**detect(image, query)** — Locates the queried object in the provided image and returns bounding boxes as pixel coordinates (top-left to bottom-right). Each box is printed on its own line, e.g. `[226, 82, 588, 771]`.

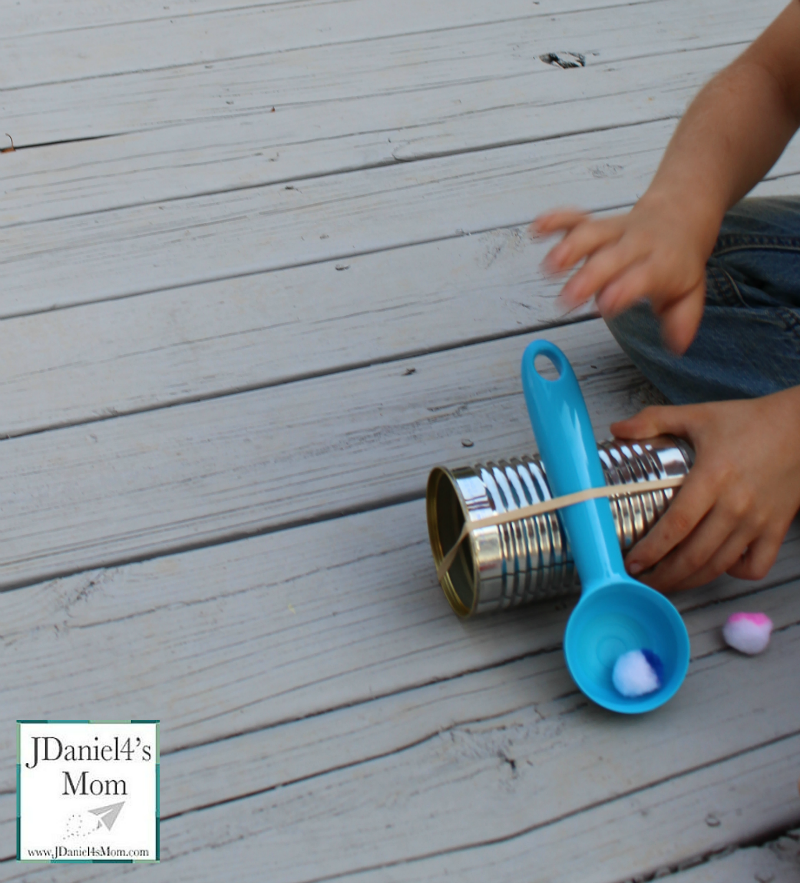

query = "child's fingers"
[665, 522, 752, 592]
[594, 258, 657, 316]
[610, 410, 667, 440]
[726, 529, 784, 581]
[656, 285, 706, 355]
[541, 216, 626, 274]
[559, 239, 643, 307]
[623, 467, 715, 575]
[529, 209, 589, 236]
[611, 403, 696, 440]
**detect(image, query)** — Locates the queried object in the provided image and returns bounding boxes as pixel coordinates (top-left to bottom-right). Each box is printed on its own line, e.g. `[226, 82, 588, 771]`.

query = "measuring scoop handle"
[521, 340, 626, 593]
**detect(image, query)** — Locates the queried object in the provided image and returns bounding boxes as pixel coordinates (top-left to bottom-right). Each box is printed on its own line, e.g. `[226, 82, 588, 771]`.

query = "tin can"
[426, 435, 693, 617]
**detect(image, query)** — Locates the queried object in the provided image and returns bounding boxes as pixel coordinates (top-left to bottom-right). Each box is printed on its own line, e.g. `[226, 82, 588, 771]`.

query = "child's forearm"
[643, 63, 798, 238]
[642, 4, 800, 244]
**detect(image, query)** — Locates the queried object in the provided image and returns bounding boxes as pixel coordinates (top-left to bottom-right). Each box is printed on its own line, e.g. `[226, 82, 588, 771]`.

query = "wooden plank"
[0, 320, 677, 587]
[25, 0, 767, 40]
[282, 741, 800, 883]
[5, 120, 800, 319]
[0, 144, 797, 439]
[3, 165, 800, 442]
[0, 120, 668, 315]
[0, 487, 798, 805]
[0, 497, 798, 866]
[0, 0, 661, 89]
[1, 0, 779, 148]
[93, 570, 800, 818]
[0, 43, 747, 224]
[3, 692, 799, 877]
[1, 317, 800, 587]
[0, 224, 577, 435]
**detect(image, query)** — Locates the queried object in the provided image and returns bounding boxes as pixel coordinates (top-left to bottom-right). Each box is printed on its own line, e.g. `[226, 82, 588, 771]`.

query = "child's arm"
[532, 2, 800, 589]
[533, 0, 800, 354]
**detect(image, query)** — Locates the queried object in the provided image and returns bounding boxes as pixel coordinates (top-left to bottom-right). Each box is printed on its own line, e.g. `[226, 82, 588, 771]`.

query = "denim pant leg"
[605, 196, 800, 405]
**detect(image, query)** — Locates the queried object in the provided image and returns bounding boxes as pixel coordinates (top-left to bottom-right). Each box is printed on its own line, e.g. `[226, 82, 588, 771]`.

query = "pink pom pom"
[722, 612, 773, 655]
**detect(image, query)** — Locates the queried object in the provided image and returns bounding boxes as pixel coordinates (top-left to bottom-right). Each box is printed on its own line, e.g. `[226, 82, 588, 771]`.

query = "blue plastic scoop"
[521, 339, 690, 713]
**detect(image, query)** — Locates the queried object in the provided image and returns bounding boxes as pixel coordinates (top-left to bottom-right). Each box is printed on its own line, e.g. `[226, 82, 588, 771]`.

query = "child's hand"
[611, 388, 800, 591]
[531, 193, 718, 354]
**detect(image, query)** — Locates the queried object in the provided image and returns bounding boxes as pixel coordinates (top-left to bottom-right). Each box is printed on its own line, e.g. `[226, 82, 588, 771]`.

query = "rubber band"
[435, 474, 686, 583]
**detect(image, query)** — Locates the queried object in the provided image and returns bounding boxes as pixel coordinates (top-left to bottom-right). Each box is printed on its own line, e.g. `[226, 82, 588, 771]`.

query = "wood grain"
[0, 224, 576, 435]
[0, 162, 796, 442]
[0, 107, 796, 440]
[0, 42, 760, 226]
[7, 0, 341, 37]
[293, 739, 800, 883]
[0, 119, 675, 315]
[1, 0, 663, 88]
[2, 0, 779, 148]
[159, 571, 800, 821]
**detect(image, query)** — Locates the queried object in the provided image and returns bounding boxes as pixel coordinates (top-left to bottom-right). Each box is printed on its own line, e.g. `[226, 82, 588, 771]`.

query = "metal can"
[426, 435, 693, 617]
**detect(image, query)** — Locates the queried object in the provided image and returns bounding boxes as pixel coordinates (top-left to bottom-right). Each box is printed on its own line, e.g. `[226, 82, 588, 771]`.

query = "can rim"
[425, 466, 477, 617]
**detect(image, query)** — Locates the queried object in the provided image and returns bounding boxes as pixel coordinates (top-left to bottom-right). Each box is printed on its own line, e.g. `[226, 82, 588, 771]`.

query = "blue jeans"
[606, 196, 800, 404]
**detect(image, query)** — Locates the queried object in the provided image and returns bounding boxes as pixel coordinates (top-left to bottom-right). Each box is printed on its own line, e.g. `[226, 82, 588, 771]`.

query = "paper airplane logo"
[89, 802, 124, 831]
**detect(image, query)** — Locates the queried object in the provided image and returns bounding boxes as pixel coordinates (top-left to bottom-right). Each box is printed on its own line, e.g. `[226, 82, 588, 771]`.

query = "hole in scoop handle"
[521, 340, 626, 593]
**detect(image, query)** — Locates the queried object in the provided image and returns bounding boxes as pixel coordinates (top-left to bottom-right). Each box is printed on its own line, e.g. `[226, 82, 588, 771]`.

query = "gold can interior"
[426, 467, 477, 617]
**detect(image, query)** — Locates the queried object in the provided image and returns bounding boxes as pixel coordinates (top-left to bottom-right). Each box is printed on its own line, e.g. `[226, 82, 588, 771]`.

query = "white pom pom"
[722, 612, 772, 655]
[612, 649, 662, 698]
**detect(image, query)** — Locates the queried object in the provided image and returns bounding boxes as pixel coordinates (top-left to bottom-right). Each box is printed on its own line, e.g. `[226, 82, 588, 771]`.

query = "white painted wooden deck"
[1, 0, 800, 879]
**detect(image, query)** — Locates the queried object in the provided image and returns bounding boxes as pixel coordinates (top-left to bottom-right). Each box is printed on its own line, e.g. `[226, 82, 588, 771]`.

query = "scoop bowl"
[564, 579, 689, 713]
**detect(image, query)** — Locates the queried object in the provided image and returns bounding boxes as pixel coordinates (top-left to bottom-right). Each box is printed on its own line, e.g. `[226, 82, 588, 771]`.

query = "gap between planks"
[7, 0, 677, 39]
[0, 171, 797, 439]
[102, 574, 800, 821]
[7, 0, 348, 38]
[0, 221, 588, 436]
[659, 829, 800, 882]
[0, 120, 690, 319]
[0, 173, 795, 440]
[1, 1, 792, 876]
